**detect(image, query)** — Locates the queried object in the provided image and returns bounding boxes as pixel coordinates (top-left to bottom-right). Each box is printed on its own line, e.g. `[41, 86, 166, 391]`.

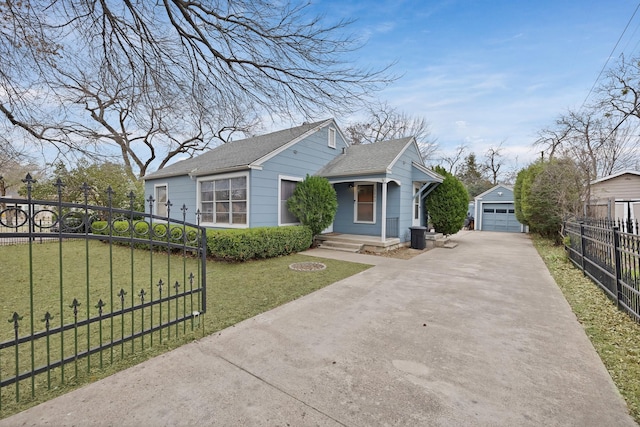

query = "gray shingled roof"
[317, 137, 415, 177]
[145, 119, 332, 179]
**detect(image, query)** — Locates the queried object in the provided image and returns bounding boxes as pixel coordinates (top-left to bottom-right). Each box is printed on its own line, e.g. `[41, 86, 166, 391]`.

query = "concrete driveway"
[0, 231, 635, 426]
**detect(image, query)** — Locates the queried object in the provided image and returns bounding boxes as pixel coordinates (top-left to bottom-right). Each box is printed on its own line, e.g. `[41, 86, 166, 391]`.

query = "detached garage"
[474, 184, 525, 233]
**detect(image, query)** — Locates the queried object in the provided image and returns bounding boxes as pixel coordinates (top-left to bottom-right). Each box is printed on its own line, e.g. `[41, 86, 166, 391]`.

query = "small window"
[155, 185, 168, 217]
[483, 208, 494, 213]
[496, 209, 507, 214]
[508, 209, 515, 214]
[328, 127, 336, 148]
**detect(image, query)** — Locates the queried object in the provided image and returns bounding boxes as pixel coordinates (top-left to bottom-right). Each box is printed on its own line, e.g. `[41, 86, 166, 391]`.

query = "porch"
[315, 233, 404, 253]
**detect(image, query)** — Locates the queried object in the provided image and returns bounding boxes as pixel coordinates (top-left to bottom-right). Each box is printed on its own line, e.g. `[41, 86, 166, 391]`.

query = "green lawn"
[0, 240, 371, 417]
[533, 236, 640, 423]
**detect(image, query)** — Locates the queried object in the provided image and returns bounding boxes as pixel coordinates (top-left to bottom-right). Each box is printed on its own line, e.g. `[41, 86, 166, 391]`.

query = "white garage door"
[481, 203, 521, 232]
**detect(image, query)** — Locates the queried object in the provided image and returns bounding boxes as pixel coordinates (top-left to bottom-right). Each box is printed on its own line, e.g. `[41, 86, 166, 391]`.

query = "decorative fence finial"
[147, 195, 155, 215]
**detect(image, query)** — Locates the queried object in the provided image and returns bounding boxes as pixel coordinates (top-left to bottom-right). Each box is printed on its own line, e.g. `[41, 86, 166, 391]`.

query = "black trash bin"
[409, 226, 427, 250]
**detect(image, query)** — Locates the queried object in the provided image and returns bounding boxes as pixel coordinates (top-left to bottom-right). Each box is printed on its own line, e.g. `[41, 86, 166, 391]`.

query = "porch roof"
[317, 137, 444, 183]
[317, 137, 413, 178]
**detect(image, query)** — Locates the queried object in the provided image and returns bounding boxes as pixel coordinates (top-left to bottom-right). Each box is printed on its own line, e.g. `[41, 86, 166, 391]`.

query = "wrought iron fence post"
[612, 227, 623, 310]
[54, 178, 65, 383]
[147, 195, 155, 347]
[21, 174, 37, 396]
[165, 199, 172, 339]
[106, 186, 115, 364]
[198, 210, 207, 315]
[579, 221, 586, 276]
[128, 191, 136, 353]
[81, 182, 91, 372]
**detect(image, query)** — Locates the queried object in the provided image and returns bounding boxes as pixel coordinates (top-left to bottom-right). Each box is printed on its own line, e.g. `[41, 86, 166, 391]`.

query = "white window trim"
[196, 172, 250, 229]
[278, 175, 303, 226]
[154, 183, 168, 217]
[328, 127, 336, 149]
[354, 182, 376, 224]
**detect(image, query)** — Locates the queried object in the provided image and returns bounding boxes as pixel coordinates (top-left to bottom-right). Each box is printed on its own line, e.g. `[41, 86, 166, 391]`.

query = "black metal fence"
[563, 220, 640, 322]
[0, 174, 207, 411]
[577, 216, 639, 235]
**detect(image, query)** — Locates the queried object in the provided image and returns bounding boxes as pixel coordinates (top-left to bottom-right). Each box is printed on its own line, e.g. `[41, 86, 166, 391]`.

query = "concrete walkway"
[1, 232, 635, 426]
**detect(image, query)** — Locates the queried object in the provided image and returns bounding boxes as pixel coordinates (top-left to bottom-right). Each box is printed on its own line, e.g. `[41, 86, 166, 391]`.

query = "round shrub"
[286, 175, 337, 237]
[425, 166, 469, 235]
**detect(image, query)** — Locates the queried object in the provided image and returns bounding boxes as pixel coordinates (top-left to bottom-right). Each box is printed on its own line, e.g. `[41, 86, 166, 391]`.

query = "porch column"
[381, 180, 387, 242]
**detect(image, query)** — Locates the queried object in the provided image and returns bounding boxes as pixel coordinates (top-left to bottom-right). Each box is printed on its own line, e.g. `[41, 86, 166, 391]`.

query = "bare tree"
[598, 55, 640, 121]
[0, 139, 35, 197]
[0, 147, 41, 226]
[345, 102, 438, 161]
[484, 142, 505, 185]
[48, 69, 262, 178]
[439, 145, 467, 175]
[534, 124, 572, 161]
[501, 155, 521, 186]
[535, 106, 639, 181]
[0, 1, 393, 177]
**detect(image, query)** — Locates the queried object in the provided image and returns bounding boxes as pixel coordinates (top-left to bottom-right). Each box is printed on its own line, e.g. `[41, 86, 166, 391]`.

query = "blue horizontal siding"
[144, 176, 197, 223]
[480, 185, 514, 202]
[251, 125, 348, 227]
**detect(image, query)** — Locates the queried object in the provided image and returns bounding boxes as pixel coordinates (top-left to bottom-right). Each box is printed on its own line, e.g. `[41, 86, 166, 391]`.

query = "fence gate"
[0, 174, 207, 413]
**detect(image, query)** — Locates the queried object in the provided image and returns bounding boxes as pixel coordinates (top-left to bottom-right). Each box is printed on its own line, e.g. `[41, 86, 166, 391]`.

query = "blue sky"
[308, 0, 640, 171]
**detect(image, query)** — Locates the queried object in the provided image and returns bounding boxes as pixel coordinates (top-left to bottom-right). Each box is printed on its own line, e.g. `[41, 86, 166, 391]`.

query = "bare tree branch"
[0, 0, 394, 176]
[440, 145, 467, 175]
[485, 141, 505, 185]
[345, 101, 438, 161]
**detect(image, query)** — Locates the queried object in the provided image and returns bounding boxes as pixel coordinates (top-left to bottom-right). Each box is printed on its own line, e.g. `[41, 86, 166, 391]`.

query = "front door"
[413, 183, 421, 226]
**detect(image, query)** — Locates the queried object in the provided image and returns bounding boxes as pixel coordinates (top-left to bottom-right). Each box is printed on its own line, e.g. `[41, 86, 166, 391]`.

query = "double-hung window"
[155, 184, 168, 217]
[200, 175, 247, 226]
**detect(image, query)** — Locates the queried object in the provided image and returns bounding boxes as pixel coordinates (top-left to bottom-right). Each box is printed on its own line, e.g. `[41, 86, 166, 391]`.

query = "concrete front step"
[315, 234, 401, 253]
[432, 236, 458, 249]
[318, 241, 363, 253]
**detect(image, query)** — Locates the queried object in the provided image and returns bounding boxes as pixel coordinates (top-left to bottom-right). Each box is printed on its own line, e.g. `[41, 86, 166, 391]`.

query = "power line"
[600, 101, 640, 145]
[579, 2, 640, 111]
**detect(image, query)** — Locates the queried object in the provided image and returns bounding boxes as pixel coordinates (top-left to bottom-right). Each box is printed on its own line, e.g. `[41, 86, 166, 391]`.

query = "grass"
[0, 240, 371, 418]
[532, 235, 640, 423]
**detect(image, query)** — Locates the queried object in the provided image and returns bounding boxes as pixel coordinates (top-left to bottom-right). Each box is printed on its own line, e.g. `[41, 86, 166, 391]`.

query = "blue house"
[144, 119, 443, 248]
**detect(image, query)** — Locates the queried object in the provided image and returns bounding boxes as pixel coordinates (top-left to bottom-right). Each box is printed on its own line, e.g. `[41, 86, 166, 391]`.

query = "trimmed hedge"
[91, 221, 313, 262]
[206, 226, 313, 262]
